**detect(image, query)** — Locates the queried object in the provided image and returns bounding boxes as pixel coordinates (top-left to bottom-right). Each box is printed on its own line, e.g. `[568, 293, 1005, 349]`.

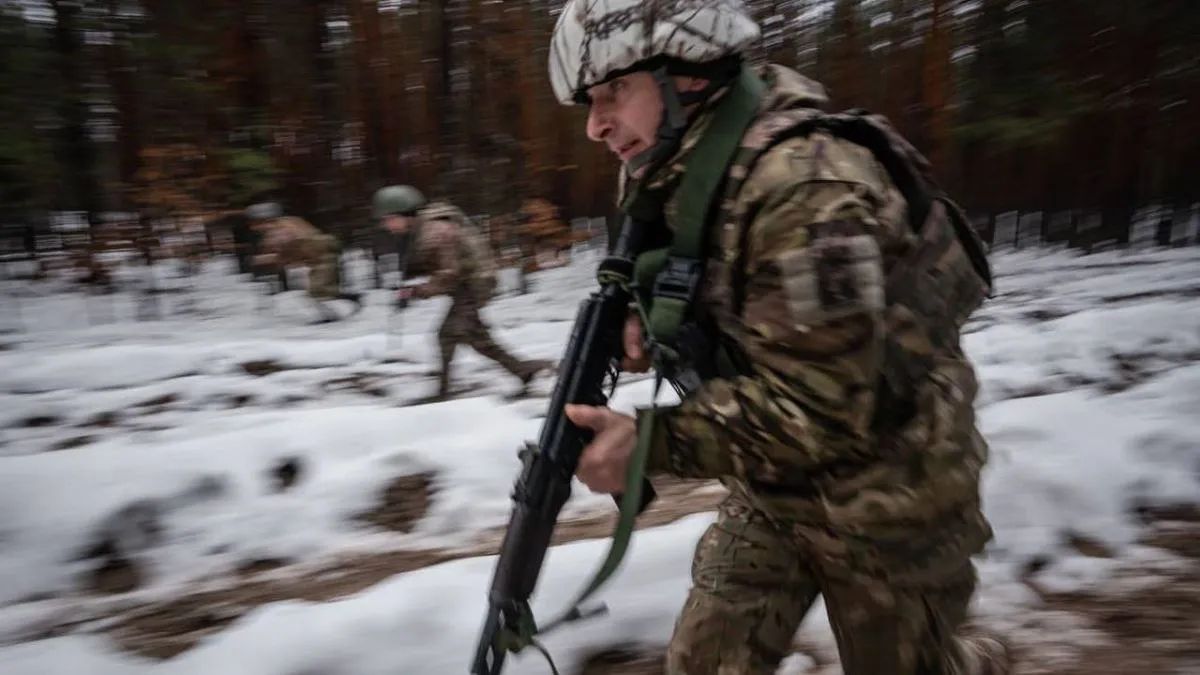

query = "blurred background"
[1, 4, 1199, 673]
[1, 0, 1197, 285]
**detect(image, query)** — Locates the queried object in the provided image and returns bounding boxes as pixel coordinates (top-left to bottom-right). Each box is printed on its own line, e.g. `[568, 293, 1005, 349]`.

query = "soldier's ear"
[674, 76, 710, 94]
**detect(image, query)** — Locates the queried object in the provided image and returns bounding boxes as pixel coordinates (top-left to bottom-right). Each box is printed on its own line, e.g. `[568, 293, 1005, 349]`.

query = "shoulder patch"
[777, 220, 885, 326]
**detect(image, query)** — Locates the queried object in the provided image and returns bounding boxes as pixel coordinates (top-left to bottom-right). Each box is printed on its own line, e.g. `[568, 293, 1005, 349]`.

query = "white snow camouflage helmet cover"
[549, 0, 761, 105]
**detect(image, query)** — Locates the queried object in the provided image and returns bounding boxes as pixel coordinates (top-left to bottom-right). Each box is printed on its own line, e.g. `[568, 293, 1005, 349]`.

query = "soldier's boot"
[435, 341, 456, 400]
[467, 338, 538, 389]
[519, 359, 558, 387]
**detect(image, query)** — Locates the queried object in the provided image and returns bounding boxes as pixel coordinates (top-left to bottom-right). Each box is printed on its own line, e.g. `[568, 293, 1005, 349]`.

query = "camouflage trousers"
[436, 291, 532, 395]
[666, 498, 1007, 675]
[303, 234, 340, 301]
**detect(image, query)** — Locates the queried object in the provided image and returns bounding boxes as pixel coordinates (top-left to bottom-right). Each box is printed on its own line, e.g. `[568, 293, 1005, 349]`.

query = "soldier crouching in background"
[244, 202, 362, 323]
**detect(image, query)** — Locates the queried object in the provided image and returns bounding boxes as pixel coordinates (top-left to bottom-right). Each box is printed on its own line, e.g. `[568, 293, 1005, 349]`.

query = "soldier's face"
[585, 72, 708, 178]
[382, 215, 412, 234]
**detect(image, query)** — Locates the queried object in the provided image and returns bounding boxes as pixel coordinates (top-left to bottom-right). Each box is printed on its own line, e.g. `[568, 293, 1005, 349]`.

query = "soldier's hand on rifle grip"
[620, 312, 652, 373]
[564, 404, 637, 495]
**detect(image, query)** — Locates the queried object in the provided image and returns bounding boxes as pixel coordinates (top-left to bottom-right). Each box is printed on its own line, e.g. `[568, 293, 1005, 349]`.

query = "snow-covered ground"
[0, 245, 1197, 674]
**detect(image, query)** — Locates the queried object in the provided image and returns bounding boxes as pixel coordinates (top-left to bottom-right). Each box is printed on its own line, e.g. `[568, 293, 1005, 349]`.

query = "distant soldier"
[372, 185, 554, 399]
[245, 202, 362, 323]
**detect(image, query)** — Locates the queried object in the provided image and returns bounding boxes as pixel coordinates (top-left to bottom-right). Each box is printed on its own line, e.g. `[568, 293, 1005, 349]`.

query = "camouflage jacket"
[257, 216, 334, 267]
[634, 65, 993, 580]
[408, 201, 498, 300]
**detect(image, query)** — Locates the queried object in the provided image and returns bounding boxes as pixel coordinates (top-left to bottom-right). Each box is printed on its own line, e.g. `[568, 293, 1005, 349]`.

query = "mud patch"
[1131, 501, 1200, 528]
[135, 393, 179, 409]
[1023, 308, 1072, 322]
[81, 411, 121, 428]
[578, 646, 664, 674]
[107, 547, 462, 659]
[1102, 351, 1157, 394]
[236, 557, 291, 577]
[18, 414, 60, 428]
[49, 435, 96, 451]
[240, 359, 287, 377]
[275, 394, 314, 407]
[221, 392, 256, 408]
[79, 477, 725, 660]
[355, 472, 436, 533]
[110, 599, 247, 659]
[86, 556, 144, 595]
[1101, 285, 1200, 305]
[322, 373, 390, 398]
[1063, 531, 1116, 559]
[1018, 514, 1200, 675]
[267, 455, 304, 492]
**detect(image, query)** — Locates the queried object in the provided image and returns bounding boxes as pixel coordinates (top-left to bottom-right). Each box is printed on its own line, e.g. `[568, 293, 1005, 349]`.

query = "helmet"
[548, 0, 761, 106]
[245, 202, 283, 221]
[372, 185, 426, 219]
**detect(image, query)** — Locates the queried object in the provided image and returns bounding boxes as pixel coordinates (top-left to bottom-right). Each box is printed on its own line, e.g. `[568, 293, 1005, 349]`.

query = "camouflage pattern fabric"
[625, 64, 1004, 672]
[407, 201, 544, 396]
[302, 234, 340, 300]
[666, 495, 1007, 675]
[435, 290, 533, 397]
[257, 216, 341, 300]
[409, 202, 498, 302]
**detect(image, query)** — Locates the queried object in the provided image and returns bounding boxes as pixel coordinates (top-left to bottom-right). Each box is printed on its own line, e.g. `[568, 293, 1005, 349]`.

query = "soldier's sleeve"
[640, 134, 897, 485]
[415, 219, 461, 297]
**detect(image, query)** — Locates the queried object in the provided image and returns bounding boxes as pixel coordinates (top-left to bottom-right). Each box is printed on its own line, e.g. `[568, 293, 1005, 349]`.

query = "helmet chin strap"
[624, 67, 693, 177]
[624, 65, 731, 178]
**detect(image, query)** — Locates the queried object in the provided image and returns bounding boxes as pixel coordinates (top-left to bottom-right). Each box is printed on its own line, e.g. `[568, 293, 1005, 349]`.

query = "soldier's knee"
[666, 590, 789, 675]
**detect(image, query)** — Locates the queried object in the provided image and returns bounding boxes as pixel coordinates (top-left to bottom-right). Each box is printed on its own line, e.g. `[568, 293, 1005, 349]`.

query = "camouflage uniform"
[256, 216, 342, 301]
[628, 65, 1003, 674]
[407, 202, 551, 397]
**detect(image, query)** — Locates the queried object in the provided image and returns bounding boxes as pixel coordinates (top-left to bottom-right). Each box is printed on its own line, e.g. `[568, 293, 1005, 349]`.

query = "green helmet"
[372, 185, 426, 219]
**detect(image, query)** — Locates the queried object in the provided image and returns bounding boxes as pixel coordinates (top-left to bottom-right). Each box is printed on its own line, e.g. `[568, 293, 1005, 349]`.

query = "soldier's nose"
[586, 107, 614, 143]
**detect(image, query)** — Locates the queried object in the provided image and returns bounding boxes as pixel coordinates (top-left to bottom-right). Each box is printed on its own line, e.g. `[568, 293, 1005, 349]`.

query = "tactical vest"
[630, 67, 993, 430]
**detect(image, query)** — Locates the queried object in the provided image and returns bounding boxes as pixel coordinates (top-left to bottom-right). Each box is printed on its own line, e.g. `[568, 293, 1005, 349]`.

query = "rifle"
[385, 233, 414, 352]
[470, 215, 657, 675]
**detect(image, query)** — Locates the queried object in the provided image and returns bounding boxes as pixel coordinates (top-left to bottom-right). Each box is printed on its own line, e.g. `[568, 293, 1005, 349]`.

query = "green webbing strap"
[492, 601, 561, 675]
[493, 267, 660, 674]
[496, 376, 661, 674]
[537, 373, 661, 632]
[646, 66, 766, 347]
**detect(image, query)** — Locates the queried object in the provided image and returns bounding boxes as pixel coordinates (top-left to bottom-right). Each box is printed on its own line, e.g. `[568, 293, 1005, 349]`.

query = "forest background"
[1, 0, 1197, 260]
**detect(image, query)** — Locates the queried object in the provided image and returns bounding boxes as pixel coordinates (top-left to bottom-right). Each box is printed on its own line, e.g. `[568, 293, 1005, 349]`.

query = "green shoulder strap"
[645, 66, 766, 348]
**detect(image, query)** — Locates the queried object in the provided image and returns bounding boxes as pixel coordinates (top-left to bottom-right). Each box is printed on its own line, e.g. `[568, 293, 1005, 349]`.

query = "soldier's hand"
[565, 404, 636, 494]
[621, 312, 651, 373]
[394, 287, 412, 310]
